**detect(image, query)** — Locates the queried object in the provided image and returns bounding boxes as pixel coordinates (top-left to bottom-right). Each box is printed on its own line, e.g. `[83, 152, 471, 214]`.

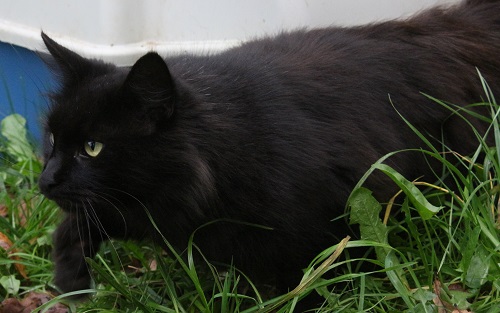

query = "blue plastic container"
[0, 41, 54, 142]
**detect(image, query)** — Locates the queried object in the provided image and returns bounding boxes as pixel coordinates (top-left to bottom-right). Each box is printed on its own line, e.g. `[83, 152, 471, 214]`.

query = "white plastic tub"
[0, 0, 458, 66]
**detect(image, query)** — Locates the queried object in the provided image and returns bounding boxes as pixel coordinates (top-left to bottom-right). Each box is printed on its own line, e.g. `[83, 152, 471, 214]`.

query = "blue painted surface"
[0, 41, 55, 143]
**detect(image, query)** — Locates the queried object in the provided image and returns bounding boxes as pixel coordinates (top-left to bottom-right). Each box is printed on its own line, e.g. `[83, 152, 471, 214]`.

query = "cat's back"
[163, 0, 500, 204]
[173, 0, 500, 108]
[165, 0, 499, 147]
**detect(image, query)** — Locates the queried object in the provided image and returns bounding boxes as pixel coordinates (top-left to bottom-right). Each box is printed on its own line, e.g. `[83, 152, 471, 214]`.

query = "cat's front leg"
[53, 213, 102, 295]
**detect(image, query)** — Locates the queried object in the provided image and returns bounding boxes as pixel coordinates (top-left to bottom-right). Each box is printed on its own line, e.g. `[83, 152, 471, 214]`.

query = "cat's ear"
[122, 52, 175, 120]
[41, 31, 91, 84]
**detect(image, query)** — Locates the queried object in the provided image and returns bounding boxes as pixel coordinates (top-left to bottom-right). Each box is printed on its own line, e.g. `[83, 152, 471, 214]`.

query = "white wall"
[0, 0, 460, 65]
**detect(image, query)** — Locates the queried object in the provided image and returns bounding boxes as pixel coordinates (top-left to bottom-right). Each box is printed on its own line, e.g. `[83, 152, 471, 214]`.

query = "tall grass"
[0, 83, 499, 312]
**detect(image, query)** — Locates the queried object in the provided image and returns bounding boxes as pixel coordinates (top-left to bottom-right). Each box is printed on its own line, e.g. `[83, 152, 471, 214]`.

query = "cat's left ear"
[123, 52, 176, 121]
[41, 32, 92, 84]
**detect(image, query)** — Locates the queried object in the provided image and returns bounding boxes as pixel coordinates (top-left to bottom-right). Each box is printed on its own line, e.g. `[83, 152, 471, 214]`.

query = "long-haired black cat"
[39, 0, 500, 302]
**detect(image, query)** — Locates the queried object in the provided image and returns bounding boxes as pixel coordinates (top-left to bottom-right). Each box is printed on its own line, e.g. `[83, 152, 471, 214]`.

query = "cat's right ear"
[41, 32, 91, 84]
[122, 52, 176, 122]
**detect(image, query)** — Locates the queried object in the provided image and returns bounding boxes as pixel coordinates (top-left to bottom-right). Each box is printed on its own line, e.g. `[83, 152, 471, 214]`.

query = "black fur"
[39, 0, 500, 297]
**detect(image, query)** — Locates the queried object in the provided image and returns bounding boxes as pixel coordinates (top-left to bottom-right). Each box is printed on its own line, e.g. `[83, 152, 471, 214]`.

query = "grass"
[1, 87, 499, 312]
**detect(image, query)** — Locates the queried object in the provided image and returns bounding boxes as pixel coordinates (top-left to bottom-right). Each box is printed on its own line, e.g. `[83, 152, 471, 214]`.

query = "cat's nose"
[38, 157, 62, 195]
[39, 171, 57, 195]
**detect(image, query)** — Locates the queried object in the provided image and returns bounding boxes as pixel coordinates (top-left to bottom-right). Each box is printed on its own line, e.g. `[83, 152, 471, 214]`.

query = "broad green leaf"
[0, 275, 20, 295]
[408, 302, 436, 313]
[0, 114, 35, 162]
[349, 187, 389, 262]
[411, 288, 436, 303]
[447, 289, 473, 310]
[459, 226, 481, 275]
[465, 245, 490, 289]
[373, 163, 442, 220]
[349, 187, 383, 224]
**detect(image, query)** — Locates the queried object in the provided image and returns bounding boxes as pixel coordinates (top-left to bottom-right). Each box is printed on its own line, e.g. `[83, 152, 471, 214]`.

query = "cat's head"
[38, 32, 184, 212]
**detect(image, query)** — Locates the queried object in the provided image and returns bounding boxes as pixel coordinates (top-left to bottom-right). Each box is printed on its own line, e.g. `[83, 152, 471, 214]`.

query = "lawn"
[0, 85, 499, 312]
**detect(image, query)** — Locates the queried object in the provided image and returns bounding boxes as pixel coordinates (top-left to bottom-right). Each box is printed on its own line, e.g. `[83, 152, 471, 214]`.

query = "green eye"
[84, 140, 104, 157]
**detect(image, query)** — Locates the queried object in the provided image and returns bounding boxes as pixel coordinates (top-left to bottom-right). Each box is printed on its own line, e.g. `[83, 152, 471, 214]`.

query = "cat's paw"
[53, 240, 93, 297]
[54, 265, 92, 298]
[52, 214, 100, 297]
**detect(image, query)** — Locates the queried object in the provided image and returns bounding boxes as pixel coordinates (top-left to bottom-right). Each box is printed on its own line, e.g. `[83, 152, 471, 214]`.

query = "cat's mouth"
[43, 196, 84, 211]
[54, 198, 83, 211]
[41, 189, 95, 212]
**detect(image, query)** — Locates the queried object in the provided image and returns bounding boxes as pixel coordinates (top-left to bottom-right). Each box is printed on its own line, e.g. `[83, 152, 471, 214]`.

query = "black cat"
[39, 0, 500, 299]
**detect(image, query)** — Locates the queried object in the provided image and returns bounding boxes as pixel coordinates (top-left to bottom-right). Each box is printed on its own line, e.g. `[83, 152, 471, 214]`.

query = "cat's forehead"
[47, 73, 127, 140]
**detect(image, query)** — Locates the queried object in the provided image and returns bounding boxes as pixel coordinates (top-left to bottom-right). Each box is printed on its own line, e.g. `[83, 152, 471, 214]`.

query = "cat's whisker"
[75, 203, 96, 286]
[105, 187, 152, 216]
[91, 191, 128, 235]
[84, 198, 129, 277]
[84, 196, 116, 241]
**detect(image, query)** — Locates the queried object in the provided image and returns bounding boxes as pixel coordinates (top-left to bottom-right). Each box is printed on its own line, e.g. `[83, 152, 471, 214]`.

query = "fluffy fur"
[39, 0, 500, 296]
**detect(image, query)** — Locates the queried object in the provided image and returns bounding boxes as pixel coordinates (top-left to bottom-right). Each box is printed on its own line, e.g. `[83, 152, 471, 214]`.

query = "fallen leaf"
[433, 278, 447, 313]
[0, 292, 68, 313]
[0, 232, 28, 280]
[17, 201, 29, 228]
[433, 278, 474, 313]
[0, 232, 12, 251]
[0, 297, 24, 313]
[149, 259, 157, 271]
[0, 205, 7, 218]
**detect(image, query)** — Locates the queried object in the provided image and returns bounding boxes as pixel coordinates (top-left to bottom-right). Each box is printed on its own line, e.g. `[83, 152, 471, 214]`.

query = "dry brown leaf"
[149, 259, 158, 271]
[0, 205, 7, 218]
[433, 278, 474, 313]
[433, 278, 447, 313]
[0, 232, 13, 253]
[0, 232, 28, 280]
[13, 260, 28, 280]
[1, 200, 30, 226]
[0, 292, 68, 313]
[17, 201, 29, 228]
[0, 297, 24, 313]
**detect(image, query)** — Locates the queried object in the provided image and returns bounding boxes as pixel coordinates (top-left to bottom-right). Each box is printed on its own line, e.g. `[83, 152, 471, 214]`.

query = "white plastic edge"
[0, 19, 240, 66]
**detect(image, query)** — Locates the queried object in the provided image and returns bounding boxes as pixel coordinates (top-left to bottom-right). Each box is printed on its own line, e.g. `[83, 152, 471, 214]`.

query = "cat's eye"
[49, 133, 55, 146]
[83, 140, 104, 157]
